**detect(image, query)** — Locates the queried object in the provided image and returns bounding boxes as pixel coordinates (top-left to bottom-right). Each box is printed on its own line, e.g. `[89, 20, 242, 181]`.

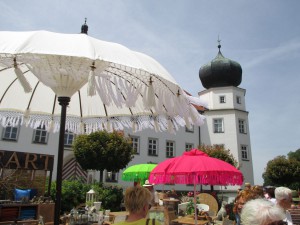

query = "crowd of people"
[227, 183, 296, 225]
[113, 180, 297, 225]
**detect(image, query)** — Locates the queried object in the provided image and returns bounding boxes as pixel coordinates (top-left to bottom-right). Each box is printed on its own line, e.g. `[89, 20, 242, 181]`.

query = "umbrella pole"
[194, 178, 197, 225]
[54, 97, 70, 225]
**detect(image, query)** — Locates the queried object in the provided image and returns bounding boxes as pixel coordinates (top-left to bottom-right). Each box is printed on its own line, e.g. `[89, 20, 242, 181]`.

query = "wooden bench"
[289, 208, 300, 225]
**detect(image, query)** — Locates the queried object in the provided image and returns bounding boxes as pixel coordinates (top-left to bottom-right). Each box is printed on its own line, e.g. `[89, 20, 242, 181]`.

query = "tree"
[73, 131, 134, 182]
[263, 152, 300, 190]
[198, 144, 238, 167]
[288, 148, 300, 161]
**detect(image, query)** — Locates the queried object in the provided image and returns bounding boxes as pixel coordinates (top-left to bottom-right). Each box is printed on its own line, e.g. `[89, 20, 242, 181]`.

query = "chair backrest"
[196, 193, 219, 215]
[178, 202, 189, 215]
[197, 203, 209, 212]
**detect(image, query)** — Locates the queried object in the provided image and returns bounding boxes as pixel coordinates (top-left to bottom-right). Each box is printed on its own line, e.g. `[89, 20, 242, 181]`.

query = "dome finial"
[217, 35, 221, 52]
[81, 18, 88, 35]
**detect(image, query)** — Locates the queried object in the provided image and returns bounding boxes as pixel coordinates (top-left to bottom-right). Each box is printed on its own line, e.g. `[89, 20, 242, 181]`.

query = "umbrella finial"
[81, 18, 88, 34]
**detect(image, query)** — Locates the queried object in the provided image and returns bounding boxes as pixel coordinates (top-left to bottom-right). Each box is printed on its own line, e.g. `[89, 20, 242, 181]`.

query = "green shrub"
[48, 179, 124, 214]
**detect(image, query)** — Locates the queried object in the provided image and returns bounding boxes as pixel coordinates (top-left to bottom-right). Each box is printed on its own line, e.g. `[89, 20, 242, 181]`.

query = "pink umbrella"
[149, 149, 243, 185]
[149, 149, 243, 225]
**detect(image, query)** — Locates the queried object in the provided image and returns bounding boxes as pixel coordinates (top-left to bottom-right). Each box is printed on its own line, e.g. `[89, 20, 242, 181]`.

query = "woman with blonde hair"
[114, 186, 161, 225]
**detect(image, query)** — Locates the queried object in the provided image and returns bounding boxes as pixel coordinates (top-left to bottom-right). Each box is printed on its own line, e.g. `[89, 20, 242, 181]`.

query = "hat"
[143, 180, 153, 187]
[292, 190, 300, 203]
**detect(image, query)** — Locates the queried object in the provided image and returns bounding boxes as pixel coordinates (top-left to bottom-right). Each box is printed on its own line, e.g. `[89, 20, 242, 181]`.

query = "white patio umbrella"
[0, 30, 207, 225]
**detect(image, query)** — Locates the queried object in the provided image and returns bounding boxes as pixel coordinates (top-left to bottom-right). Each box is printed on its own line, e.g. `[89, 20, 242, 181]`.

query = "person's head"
[241, 198, 286, 225]
[275, 187, 292, 210]
[265, 186, 275, 198]
[251, 185, 264, 198]
[245, 182, 251, 190]
[234, 189, 255, 214]
[124, 186, 152, 217]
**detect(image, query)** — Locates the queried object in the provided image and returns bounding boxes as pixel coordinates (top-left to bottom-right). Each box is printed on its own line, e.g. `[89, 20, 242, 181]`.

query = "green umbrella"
[122, 163, 157, 184]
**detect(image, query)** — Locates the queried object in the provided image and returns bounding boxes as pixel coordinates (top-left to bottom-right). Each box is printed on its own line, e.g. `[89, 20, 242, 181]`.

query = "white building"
[0, 44, 254, 196]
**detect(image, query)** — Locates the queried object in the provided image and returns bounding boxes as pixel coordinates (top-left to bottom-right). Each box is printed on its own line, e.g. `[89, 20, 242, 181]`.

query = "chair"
[16, 220, 38, 225]
[177, 202, 189, 215]
[196, 193, 219, 216]
[197, 203, 209, 212]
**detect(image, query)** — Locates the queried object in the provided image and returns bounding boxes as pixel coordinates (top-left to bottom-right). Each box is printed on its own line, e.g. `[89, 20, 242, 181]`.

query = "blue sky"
[1, 0, 299, 185]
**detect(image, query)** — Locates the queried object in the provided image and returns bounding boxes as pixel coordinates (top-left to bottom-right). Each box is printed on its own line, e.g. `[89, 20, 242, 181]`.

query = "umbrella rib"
[52, 95, 57, 115]
[0, 77, 17, 104]
[77, 90, 83, 118]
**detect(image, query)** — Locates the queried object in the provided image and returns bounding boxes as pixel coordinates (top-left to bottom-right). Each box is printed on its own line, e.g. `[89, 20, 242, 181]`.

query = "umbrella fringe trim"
[0, 111, 205, 134]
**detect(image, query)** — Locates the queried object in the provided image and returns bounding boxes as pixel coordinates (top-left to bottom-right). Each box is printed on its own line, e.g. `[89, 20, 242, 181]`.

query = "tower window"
[213, 118, 224, 133]
[241, 145, 249, 160]
[236, 96, 241, 104]
[238, 119, 247, 134]
[219, 96, 226, 103]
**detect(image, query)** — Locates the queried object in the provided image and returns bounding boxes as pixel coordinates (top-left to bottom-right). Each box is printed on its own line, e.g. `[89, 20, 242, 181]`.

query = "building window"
[236, 96, 241, 104]
[131, 136, 140, 154]
[219, 96, 226, 103]
[185, 143, 194, 151]
[2, 125, 19, 141]
[148, 138, 158, 156]
[239, 119, 247, 134]
[64, 130, 75, 147]
[213, 118, 224, 133]
[33, 125, 48, 144]
[166, 141, 175, 158]
[185, 125, 194, 133]
[241, 145, 249, 160]
[106, 171, 118, 182]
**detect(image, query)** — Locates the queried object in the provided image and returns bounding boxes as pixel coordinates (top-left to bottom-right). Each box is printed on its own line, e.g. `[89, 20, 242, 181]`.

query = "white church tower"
[198, 41, 254, 186]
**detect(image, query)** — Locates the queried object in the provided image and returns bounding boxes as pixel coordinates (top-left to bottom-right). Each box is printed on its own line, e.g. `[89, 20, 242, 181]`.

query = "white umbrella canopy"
[0, 30, 207, 225]
[0, 31, 206, 133]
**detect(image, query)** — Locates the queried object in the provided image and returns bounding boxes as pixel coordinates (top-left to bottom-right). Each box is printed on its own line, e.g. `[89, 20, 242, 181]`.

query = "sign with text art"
[0, 149, 54, 199]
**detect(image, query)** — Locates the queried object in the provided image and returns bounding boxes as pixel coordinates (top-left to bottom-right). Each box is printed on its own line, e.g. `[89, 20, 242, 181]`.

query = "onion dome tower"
[81, 18, 88, 34]
[199, 40, 242, 89]
[198, 39, 254, 188]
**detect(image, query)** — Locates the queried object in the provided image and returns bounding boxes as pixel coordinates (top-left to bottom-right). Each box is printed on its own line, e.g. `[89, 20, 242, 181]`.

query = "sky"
[0, 0, 299, 185]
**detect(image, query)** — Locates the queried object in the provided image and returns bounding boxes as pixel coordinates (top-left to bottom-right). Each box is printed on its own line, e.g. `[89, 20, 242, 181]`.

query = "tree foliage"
[198, 144, 238, 167]
[288, 148, 300, 161]
[73, 131, 134, 172]
[263, 150, 300, 190]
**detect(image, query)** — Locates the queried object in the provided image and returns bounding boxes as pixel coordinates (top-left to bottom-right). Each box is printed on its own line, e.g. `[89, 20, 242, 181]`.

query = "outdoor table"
[109, 211, 129, 223]
[172, 215, 209, 225]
